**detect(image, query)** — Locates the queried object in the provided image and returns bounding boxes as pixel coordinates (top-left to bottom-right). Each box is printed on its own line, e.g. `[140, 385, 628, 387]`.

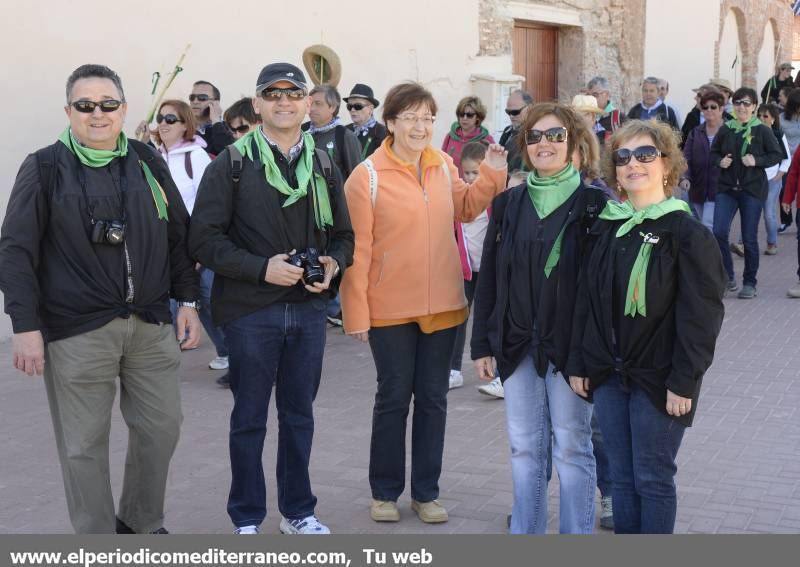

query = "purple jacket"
[683, 123, 720, 203]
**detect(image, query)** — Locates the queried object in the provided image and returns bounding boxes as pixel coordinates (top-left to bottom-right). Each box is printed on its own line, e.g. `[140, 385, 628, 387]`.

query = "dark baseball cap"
[255, 63, 307, 93]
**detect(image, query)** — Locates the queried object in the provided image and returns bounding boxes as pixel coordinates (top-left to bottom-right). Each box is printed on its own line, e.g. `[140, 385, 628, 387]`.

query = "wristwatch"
[177, 300, 199, 309]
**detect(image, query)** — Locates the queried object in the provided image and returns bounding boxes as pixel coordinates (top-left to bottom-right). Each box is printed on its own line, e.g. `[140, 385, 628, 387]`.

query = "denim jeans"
[764, 176, 783, 246]
[690, 200, 715, 232]
[592, 411, 611, 497]
[593, 375, 686, 534]
[199, 267, 228, 357]
[451, 272, 479, 371]
[503, 355, 596, 534]
[368, 323, 457, 503]
[225, 300, 327, 527]
[713, 190, 763, 286]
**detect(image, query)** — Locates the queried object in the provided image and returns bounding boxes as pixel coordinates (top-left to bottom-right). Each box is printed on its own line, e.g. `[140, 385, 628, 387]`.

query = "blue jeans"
[593, 375, 686, 533]
[690, 201, 715, 232]
[592, 411, 611, 497]
[368, 323, 456, 503]
[225, 300, 327, 527]
[764, 176, 783, 246]
[503, 356, 595, 534]
[713, 190, 763, 286]
[199, 267, 228, 357]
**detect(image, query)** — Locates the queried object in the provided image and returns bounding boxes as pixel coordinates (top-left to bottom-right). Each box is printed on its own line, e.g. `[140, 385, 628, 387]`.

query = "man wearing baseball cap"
[189, 62, 354, 535]
[761, 63, 795, 104]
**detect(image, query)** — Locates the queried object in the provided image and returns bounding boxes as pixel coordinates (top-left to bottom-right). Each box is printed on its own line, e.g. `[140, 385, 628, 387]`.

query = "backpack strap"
[228, 144, 243, 194]
[313, 148, 333, 183]
[363, 158, 378, 207]
[34, 144, 57, 201]
[335, 125, 349, 173]
[184, 152, 193, 180]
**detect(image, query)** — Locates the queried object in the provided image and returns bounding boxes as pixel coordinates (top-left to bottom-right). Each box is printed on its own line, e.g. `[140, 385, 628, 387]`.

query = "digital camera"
[287, 248, 325, 285]
[91, 219, 125, 246]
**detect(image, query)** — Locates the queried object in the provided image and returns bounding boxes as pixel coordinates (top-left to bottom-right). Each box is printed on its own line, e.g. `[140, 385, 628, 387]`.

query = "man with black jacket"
[499, 89, 533, 171]
[189, 62, 354, 535]
[190, 80, 234, 156]
[0, 64, 200, 534]
[627, 77, 679, 130]
[761, 63, 794, 104]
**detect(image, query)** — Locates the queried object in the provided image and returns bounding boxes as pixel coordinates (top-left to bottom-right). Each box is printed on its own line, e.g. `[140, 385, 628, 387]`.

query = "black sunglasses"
[701, 104, 720, 111]
[505, 107, 526, 117]
[227, 123, 251, 134]
[526, 126, 568, 145]
[156, 113, 182, 125]
[188, 93, 216, 102]
[260, 87, 307, 101]
[732, 99, 753, 107]
[70, 99, 123, 113]
[612, 145, 664, 166]
[459, 112, 477, 119]
[347, 103, 367, 111]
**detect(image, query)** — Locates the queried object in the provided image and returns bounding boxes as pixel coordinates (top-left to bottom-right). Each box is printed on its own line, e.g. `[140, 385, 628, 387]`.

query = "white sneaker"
[477, 376, 504, 399]
[448, 370, 464, 390]
[279, 515, 330, 535]
[233, 524, 260, 534]
[209, 356, 229, 370]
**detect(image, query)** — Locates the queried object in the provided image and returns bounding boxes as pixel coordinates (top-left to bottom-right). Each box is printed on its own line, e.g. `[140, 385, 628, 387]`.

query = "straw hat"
[571, 94, 603, 114]
[708, 77, 734, 95]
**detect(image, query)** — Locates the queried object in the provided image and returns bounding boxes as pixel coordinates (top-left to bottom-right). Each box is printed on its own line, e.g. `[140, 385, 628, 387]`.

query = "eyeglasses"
[227, 123, 251, 134]
[395, 113, 435, 126]
[732, 99, 753, 107]
[260, 87, 307, 101]
[70, 99, 123, 113]
[188, 93, 217, 102]
[156, 113, 182, 125]
[701, 104, 720, 111]
[347, 103, 368, 111]
[612, 145, 664, 166]
[525, 126, 568, 145]
[459, 112, 477, 119]
[505, 107, 526, 117]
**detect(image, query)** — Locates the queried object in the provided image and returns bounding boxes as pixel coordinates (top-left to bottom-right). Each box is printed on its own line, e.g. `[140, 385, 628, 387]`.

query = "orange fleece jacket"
[340, 139, 507, 334]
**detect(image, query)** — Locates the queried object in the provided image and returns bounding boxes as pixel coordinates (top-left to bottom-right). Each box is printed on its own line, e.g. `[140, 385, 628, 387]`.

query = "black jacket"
[761, 75, 794, 104]
[627, 103, 679, 130]
[188, 138, 354, 326]
[471, 182, 607, 380]
[566, 211, 726, 426]
[681, 107, 733, 146]
[499, 125, 524, 172]
[710, 123, 783, 200]
[198, 122, 234, 156]
[0, 139, 197, 342]
[347, 121, 387, 160]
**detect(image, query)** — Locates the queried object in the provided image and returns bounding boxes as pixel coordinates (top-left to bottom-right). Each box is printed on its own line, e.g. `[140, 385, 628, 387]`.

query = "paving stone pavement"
[0, 226, 798, 534]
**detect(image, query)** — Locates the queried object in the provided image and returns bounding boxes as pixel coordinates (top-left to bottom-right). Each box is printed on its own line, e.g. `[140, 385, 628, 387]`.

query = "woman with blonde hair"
[471, 102, 608, 533]
[568, 119, 727, 533]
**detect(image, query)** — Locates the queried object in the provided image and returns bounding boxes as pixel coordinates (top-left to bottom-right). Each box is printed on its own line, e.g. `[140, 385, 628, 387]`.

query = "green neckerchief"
[725, 116, 762, 156]
[234, 129, 333, 230]
[58, 127, 168, 220]
[448, 122, 490, 143]
[599, 198, 691, 317]
[602, 101, 616, 117]
[526, 163, 581, 278]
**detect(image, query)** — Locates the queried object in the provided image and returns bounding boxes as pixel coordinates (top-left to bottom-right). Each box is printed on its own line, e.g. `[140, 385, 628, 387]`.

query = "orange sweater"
[340, 139, 507, 334]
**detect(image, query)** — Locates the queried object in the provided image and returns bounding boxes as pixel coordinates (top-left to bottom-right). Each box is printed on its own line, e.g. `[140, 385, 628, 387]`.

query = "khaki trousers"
[43, 316, 182, 534]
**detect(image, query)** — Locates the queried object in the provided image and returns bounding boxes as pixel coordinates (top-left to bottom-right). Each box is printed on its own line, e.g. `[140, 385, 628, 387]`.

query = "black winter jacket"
[0, 140, 198, 342]
[710, 123, 783, 200]
[347, 121, 387, 160]
[198, 122, 234, 156]
[566, 211, 727, 426]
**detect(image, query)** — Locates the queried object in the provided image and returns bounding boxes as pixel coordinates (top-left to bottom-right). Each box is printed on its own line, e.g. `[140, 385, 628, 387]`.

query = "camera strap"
[74, 150, 127, 225]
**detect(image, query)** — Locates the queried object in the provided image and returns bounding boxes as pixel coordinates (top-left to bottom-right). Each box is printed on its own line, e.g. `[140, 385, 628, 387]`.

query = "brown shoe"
[370, 500, 400, 522]
[730, 243, 745, 257]
[411, 499, 448, 523]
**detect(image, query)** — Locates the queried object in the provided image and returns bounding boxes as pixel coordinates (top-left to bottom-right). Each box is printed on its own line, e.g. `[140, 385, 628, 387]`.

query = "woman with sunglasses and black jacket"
[567, 119, 727, 533]
[471, 102, 607, 534]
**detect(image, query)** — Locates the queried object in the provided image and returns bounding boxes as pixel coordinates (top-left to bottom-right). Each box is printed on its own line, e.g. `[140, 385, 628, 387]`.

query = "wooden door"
[513, 21, 558, 102]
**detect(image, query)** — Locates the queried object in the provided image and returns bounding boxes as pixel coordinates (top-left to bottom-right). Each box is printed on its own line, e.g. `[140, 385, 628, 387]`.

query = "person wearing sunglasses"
[627, 77, 680, 131]
[344, 83, 387, 160]
[340, 82, 507, 526]
[189, 80, 234, 157]
[567, 119, 727, 534]
[441, 95, 494, 175]
[471, 103, 608, 534]
[710, 87, 783, 299]
[755, 103, 791, 256]
[223, 97, 262, 141]
[681, 91, 727, 230]
[189, 62, 354, 536]
[0, 64, 200, 533]
[499, 89, 533, 170]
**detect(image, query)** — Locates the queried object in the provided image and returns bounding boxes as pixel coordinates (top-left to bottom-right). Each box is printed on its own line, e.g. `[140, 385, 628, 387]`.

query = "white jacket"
[158, 137, 211, 214]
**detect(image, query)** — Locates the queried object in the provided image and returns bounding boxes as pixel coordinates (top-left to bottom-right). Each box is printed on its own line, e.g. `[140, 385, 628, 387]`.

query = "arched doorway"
[757, 21, 778, 98]
[719, 9, 744, 88]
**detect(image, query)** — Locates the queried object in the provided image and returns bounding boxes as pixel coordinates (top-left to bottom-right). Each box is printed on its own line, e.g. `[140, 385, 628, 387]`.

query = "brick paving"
[0, 226, 798, 534]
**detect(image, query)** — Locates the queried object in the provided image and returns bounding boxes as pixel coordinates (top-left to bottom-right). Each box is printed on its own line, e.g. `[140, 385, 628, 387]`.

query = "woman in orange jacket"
[340, 82, 508, 524]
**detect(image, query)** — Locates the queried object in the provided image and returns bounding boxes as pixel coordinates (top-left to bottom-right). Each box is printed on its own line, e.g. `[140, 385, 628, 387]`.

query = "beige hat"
[708, 77, 734, 95]
[779, 62, 794, 71]
[571, 94, 603, 114]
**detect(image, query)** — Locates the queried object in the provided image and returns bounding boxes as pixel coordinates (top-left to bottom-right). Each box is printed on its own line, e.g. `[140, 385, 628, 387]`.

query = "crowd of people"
[2, 57, 797, 536]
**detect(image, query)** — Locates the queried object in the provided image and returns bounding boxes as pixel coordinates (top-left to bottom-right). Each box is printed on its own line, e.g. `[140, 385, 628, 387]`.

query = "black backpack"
[227, 142, 334, 194]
